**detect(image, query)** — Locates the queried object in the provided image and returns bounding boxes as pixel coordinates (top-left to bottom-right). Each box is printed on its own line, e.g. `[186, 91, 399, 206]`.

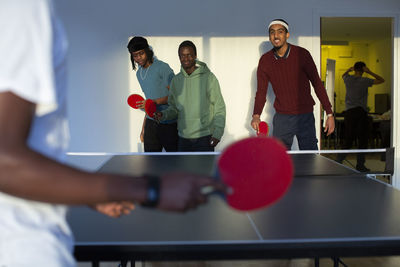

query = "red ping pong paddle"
[144, 99, 157, 118]
[127, 94, 145, 109]
[257, 121, 269, 137]
[208, 137, 293, 211]
[127, 94, 157, 118]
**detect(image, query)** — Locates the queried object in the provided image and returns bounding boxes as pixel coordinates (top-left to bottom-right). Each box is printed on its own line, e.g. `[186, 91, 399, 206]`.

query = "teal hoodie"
[162, 60, 226, 140]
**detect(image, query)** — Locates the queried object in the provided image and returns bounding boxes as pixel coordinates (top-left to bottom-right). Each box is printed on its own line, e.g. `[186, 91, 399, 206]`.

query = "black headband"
[128, 36, 149, 53]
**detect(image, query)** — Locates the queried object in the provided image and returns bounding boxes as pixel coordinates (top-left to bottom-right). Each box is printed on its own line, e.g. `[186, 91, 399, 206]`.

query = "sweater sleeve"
[161, 63, 175, 89]
[208, 73, 226, 140]
[161, 79, 178, 121]
[253, 55, 269, 115]
[303, 50, 333, 114]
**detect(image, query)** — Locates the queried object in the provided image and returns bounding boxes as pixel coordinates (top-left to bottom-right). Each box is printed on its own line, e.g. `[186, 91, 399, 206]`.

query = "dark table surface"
[67, 153, 400, 262]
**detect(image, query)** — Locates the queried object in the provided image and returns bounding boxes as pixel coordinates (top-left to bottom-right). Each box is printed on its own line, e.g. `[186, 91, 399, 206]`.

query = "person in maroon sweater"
[251, 19, 335, 150]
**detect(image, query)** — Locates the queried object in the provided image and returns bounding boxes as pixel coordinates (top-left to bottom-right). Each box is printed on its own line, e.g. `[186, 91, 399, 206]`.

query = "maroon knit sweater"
[253, 44, 333, 115]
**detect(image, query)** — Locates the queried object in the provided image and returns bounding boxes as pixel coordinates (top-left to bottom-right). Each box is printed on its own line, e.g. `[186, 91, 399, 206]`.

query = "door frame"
[312, 10, 400, 187]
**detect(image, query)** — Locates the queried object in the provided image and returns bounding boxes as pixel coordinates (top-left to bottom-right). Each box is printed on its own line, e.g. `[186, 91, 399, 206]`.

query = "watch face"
[148, 188, 157, 202]
[142, 175, 160, 207]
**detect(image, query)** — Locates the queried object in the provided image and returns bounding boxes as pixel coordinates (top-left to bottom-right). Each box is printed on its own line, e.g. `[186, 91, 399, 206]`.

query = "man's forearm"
[366, 70, 385, 83]
[154, 95, 168, 105]
[342, 67, 352, 78]
[0, 146, 147, 205]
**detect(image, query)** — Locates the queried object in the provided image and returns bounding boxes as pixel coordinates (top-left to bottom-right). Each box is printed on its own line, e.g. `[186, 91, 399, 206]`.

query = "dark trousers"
[178, 135, 214, 152]
[272, 112, 318, 150]
[337, 107, 369, 166]
[143, 118, 178, 152]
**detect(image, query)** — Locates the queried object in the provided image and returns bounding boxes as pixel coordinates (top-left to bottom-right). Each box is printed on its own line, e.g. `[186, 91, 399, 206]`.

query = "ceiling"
[321, 17, 393, 43]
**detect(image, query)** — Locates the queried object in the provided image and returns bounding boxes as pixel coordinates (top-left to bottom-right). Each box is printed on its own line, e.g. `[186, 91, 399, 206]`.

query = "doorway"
[320, 17, 393, 174]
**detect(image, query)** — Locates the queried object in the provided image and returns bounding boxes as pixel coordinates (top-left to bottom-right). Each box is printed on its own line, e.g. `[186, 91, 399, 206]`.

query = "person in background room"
[336, 61, 384, 172]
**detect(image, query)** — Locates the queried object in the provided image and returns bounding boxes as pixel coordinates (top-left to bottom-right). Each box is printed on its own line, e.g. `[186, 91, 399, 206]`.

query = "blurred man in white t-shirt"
[0, 1, 225, 266]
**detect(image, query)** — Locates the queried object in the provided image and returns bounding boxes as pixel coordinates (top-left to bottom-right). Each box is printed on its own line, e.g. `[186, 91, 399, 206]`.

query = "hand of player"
[210, 137, 220, 147]
[251, 115, 261, 132]
[348, 67, 354, 72]
[153, 111, 163, 122]
[90, 201, 135, 218]
[136, 100, 145, 109]
[363, 66, 371, 73]
[324, 115, 335, 136]
[140, 129, 144, 142]
[157, 172, 227, 212]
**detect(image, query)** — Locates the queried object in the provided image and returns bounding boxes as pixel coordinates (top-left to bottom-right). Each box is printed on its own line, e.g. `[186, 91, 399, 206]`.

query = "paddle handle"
[200, 185, 233, 195]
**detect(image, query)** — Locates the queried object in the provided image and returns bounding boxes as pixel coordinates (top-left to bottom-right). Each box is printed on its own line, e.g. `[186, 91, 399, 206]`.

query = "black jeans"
[272, 112, 318, 150]
[178, 135, 214, 152]
[143, 118, 178, 152]
[337, 107, 369, 166]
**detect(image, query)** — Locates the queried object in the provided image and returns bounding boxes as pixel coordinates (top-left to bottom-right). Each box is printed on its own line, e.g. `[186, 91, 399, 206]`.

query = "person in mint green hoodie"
[155, 40, 226, 151]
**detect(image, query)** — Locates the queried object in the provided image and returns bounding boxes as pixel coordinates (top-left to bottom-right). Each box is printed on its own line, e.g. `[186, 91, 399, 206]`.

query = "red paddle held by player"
[144, 99, 157, 118]
[127, 94, 145, 109]
[127, 94, 157, 118]
[203, 137, 293, 211]
[257, 121, 269, 137]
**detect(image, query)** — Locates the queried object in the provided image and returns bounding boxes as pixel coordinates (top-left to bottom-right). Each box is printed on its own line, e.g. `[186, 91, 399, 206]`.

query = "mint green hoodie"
[162, 60, 226, 140]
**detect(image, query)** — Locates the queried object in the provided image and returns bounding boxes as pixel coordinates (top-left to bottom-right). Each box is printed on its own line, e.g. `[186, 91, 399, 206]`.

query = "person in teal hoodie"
[127, 36, 178, 152]
[155, 40, 226, 151]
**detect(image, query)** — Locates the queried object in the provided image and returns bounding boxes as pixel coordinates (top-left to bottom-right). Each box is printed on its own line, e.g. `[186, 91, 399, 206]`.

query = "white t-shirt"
[0, 0, 74, 266]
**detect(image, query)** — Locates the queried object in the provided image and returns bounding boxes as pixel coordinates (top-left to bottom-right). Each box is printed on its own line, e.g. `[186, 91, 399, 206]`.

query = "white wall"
[321, 41, 391, 113]
[55, 0, 400, 182]
[128, 36, 272, 151]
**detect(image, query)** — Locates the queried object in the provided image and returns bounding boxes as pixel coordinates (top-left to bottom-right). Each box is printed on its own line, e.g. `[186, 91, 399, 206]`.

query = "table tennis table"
[67, 153, 400, 266]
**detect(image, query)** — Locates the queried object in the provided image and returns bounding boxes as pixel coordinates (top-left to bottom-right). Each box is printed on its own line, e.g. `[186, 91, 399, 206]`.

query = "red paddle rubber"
[217, 137, 293, 211]
[144, 99, 157, 117]
[127, 94, 145, 109]
[257, 121, 269, 137]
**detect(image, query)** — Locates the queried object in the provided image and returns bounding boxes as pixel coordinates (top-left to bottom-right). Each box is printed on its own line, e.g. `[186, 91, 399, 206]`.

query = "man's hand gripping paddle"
[127, 94, 157, 118]
[203, 137, 293, 211]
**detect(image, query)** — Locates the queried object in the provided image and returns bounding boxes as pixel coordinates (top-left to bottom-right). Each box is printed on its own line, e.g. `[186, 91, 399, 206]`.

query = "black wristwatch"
[141, 175, 160, 207]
